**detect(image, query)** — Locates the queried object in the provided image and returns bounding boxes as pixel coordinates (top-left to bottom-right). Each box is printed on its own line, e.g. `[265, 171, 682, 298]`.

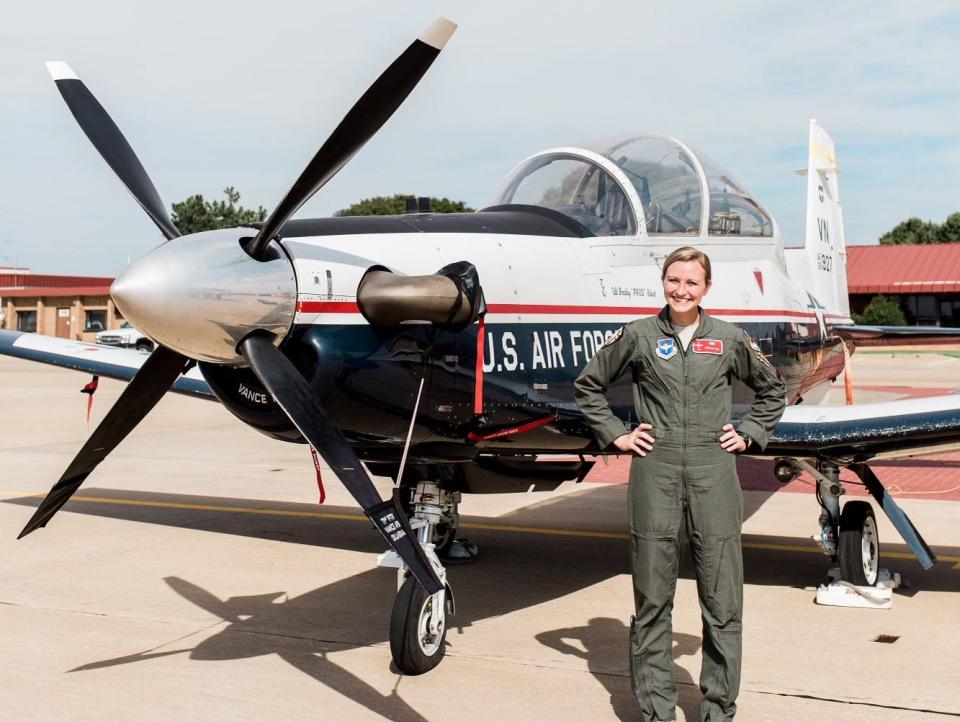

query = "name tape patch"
[692, 339, 723, 355]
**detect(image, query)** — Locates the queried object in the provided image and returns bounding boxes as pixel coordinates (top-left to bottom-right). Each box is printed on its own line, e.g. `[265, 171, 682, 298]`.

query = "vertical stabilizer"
[802, 120, 850, 318]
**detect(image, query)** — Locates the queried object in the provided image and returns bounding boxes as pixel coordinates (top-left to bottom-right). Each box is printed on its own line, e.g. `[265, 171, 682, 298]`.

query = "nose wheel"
[390, 576, 452, 674]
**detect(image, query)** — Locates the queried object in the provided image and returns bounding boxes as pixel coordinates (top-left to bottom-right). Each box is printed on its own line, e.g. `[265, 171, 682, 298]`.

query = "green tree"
[171, 187, 267, 235]
[334, 194, 474, 216]
[937, 212, 960, 243]
[878, 217, 939, 245]
[852, 294, 907, 325]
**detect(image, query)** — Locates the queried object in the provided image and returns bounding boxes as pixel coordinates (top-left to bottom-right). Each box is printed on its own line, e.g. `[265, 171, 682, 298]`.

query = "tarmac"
[1, 349, 959, 721]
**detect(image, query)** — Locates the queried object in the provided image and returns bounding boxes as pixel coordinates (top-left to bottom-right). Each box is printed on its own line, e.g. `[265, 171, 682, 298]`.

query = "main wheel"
[433, 520, 456, 556]
[390, 576, 447, 675]
[838, 501, 879, 586]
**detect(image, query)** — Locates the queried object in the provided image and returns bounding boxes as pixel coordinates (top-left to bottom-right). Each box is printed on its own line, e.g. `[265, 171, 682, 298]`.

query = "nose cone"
[111, 230, 297, 365]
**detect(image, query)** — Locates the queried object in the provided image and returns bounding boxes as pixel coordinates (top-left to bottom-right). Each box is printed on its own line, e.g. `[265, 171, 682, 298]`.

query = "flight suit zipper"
[676, 329, 688, 503]
[675, 318, 706, 505]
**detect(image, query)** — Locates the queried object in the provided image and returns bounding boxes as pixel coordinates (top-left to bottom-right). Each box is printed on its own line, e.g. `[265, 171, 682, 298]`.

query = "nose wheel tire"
[390, 575, 448, 675]
[838, 500, 879, 586]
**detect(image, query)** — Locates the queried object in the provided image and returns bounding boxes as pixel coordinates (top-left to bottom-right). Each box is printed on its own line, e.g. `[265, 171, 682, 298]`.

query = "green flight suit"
[574, 307, 786, 722]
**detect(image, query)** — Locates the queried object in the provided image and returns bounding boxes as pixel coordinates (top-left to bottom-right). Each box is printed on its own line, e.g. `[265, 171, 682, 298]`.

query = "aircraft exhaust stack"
[358, 269, 476, 326]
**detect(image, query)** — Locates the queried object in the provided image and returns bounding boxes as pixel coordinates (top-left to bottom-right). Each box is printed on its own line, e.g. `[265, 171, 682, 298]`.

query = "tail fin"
[800, 119, 849, 318]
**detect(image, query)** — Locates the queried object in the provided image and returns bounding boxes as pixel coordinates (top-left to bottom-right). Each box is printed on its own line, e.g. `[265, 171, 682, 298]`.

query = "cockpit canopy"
[483, 135, 774, 239]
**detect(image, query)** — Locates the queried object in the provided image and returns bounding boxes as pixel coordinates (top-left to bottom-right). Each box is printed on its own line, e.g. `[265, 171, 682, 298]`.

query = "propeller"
[45, 61, 180, 241]
[240, 334, 442, 594]
[245, 17, 457, 259]
[26, 19, 458, 595]
[22, 62, 191, 537]
[18, 346, 190, 538]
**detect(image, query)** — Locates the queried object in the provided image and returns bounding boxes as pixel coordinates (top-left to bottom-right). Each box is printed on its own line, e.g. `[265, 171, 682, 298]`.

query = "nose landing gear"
[380, 482, 462, 674]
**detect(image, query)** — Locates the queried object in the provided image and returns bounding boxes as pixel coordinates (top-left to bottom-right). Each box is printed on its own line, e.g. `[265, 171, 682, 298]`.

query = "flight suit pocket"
[710, 537, 727, 596]
[639, 354, 672, 393]
[705, 535, 743, 626]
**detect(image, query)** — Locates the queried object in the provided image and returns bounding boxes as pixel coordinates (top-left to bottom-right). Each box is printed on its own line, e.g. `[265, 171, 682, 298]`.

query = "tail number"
[816, 253, 833, 272]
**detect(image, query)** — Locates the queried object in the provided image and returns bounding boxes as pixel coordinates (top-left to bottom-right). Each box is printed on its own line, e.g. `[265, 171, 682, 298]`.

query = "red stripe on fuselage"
[296, 300, 817, 318]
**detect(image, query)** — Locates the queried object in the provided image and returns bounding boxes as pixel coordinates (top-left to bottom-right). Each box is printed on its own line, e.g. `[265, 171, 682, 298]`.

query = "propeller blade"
[239, 334, 442, 594]
[18, 346, 191, 538]
[246, 17, 457, 258]
[46, 61, 180, 241]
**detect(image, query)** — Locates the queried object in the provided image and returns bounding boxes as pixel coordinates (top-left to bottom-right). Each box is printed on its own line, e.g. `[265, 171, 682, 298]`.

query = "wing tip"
[419, 17, 457, 50]
[46, 61, 78, 81]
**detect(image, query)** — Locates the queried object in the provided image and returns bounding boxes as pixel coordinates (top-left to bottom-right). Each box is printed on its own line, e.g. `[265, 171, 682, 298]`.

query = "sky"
[1, 0, 958, 275]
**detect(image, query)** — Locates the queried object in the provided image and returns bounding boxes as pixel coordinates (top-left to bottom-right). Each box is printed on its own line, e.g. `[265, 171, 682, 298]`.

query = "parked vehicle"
[95, 322, 154, 352]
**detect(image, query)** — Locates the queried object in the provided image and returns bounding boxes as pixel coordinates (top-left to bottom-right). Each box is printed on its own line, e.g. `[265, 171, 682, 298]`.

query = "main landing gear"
[379, 482, 475, 674]
[774, 458, 937, 597]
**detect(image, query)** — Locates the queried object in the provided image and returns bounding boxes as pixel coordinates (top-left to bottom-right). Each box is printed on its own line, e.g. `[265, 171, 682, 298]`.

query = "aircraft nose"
[111, 231, 297, 365]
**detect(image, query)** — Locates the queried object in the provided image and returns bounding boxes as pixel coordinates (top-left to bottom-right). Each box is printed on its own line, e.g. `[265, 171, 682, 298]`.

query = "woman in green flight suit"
[574, 246, 786, 722]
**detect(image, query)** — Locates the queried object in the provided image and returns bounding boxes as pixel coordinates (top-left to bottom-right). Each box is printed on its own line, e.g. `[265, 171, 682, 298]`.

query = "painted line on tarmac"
[5, 490, 960, 568]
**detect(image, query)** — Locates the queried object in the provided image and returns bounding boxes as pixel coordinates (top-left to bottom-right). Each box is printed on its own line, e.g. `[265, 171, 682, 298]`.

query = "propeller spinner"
[22, 18, 459, 595]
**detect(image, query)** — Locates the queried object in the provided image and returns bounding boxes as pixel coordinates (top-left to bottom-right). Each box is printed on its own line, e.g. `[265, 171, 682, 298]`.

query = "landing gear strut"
[381, 482, 460, 674]
[782, 457, 937, 594]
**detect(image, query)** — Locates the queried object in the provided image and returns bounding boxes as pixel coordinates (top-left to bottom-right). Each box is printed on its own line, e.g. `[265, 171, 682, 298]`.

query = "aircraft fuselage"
[196, 215, 848, 463]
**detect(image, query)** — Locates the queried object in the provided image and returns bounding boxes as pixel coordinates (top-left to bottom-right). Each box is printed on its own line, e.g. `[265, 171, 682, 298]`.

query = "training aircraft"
[3, 16, 960, 675]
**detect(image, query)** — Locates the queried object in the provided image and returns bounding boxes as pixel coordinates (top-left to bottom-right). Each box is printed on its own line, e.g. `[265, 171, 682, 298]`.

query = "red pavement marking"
[852, 384, 957, 399]
[584, 453, 960, 502]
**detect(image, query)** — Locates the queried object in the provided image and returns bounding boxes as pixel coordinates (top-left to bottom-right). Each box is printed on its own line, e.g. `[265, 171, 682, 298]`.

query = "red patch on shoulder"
[692, 339, 723, 355]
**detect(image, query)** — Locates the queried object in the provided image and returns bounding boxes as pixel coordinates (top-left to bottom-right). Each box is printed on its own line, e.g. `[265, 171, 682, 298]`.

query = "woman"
[574, 246, 786, 722]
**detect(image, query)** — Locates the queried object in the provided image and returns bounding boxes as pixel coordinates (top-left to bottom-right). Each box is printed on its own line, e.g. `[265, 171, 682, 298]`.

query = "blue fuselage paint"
[203, 318, 844, 458]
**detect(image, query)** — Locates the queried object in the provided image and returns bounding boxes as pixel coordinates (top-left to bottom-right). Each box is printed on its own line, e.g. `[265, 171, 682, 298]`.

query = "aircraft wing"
[0, 330, 213, 399]
[765, 394, 960, 459]
[833, 324, 960, 347]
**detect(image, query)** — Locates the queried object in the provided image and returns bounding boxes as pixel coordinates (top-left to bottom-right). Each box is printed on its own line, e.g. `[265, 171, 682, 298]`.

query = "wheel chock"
[815, 567, 901, 609]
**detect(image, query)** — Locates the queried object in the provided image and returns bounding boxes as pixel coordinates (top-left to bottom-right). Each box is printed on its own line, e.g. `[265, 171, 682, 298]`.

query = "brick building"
[846, 244, 960, 326]
[0, 271, 119, 342]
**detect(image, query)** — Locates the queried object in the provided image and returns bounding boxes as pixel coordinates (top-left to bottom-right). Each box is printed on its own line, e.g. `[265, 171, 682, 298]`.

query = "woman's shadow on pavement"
[537, 617, 701, 721]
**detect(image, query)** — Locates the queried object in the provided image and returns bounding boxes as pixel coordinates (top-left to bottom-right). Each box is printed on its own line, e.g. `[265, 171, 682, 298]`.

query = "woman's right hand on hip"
[613, 423, 655, 456]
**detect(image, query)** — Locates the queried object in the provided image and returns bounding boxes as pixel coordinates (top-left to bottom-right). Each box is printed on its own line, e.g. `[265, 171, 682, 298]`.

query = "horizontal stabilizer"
[833, 324, 960, 347]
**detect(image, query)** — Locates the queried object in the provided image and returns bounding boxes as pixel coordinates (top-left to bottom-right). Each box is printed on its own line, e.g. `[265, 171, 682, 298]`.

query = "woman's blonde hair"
[661, 246, 712, 285]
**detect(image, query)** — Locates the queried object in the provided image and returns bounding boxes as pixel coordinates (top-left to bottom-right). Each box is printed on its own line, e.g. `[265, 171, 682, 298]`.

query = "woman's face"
[662, 260, 710, 317]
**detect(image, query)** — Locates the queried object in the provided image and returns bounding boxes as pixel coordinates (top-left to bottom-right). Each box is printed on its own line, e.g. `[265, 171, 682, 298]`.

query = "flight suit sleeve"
[731, 330, 786, 451]
[574, 326, 637, 448]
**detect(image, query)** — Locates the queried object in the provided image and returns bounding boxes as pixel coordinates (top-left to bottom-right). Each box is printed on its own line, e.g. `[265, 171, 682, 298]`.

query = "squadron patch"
[692, 339, 723, 355]
[746, 332, 772, 366]
[600, 326, 624, 349]
[655, 338, 677, 360]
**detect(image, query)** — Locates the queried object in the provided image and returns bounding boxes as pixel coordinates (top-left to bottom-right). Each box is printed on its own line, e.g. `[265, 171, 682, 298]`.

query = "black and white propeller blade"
[46, 61, 180, 241]
[18, 347, 191, 538]
[239, 334, 443, 594]
[245, 17, 457, 259]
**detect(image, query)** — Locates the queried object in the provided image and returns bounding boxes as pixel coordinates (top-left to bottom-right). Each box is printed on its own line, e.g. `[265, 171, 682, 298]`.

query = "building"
[0, 271, 119, 341]
[846, 244, 960, 326]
